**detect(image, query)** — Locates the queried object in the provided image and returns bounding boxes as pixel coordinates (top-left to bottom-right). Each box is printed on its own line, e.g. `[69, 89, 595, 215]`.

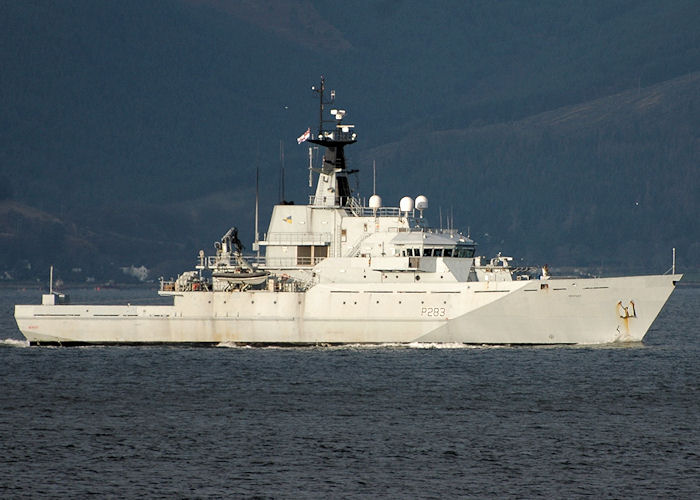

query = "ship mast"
[254, 165, 260, 259]
[308, 77, 357, 207]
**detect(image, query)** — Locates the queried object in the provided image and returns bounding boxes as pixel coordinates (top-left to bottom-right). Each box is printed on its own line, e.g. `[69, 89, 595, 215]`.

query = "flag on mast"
[297, 127, 311, 144]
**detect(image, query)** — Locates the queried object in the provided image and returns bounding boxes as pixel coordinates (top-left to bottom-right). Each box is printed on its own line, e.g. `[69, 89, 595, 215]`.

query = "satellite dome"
[399, 196, 414, 213]
[415, 195, 428, 210]
[369, 194, 382, 209]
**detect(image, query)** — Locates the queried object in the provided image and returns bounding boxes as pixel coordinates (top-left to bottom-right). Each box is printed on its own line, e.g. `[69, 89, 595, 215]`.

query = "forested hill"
[361, 72, 699, 273]
[1, 0, 698, 282]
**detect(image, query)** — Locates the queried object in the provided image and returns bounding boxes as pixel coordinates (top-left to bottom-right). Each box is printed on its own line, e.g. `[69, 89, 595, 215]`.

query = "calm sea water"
[1, 287, 698, 498]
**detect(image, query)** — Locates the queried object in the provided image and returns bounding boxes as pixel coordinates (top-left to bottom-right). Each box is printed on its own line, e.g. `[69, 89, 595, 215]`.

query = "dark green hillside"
[360, 73, 699, 273]
[0, 0, 697, 281]
[1, 1, 316, 205]
[318, 0, 699, 137]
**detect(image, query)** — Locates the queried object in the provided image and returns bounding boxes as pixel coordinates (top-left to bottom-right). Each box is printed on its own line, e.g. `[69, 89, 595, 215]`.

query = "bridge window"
[455, 246, 476, 258]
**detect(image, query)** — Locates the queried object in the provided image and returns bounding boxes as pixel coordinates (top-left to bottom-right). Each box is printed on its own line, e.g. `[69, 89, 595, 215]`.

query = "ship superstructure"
[14, 79, 681, 346]
[254, 77, 491, 288]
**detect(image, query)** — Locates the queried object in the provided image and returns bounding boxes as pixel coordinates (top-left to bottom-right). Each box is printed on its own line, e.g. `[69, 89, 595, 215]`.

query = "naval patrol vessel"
[15, 79, 681, 345]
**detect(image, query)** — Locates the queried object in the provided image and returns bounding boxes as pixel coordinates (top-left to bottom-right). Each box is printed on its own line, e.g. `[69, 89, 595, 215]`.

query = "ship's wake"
[214, 341, 498, 350]
[0, 338, 30, 348]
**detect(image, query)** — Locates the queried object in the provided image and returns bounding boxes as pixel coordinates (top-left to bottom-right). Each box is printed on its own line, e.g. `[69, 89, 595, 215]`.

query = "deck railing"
[261, 257, 326, 268]
[262, 232, 332, 245]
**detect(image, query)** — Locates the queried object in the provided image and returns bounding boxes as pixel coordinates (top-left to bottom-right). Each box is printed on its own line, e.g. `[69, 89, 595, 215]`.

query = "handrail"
[307, 195, 402, 217]
[263, 232, 332, 244]
[344, 232, 372, 257]
[261, 257, 326, 268]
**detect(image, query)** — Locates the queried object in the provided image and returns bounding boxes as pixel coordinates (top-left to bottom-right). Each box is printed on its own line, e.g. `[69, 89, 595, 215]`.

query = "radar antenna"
[311, 76, 335, 136]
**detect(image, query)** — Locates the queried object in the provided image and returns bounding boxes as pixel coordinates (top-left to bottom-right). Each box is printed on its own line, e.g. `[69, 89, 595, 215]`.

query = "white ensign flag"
[297, 127, 311, 144]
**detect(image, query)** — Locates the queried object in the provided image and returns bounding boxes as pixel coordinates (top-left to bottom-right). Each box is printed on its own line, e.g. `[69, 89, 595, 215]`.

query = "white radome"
[399, 196, 414, 213]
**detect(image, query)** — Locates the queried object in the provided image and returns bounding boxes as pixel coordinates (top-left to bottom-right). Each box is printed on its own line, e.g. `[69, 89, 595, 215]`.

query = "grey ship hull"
[15, 274, 678, 346]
